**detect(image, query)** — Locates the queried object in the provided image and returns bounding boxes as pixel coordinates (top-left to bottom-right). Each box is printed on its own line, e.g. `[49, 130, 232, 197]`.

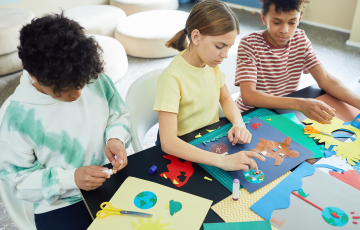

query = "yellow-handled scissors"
[304, 125, 332, 137]
[96, 202, 153, 219]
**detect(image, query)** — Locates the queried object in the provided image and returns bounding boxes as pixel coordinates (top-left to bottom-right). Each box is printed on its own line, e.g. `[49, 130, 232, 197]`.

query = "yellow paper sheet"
[211, 172, 291, 230]
[303, 117, 360, 165]
[88, 177, 212, 230]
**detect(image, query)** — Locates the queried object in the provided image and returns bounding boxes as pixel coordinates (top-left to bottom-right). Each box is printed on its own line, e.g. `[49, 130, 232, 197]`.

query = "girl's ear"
[191, 29, 201, 46]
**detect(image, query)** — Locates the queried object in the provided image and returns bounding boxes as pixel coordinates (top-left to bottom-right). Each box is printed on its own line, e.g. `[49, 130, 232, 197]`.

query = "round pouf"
[89, 34, 128, 83]
[110, 0, 178, 16]
[64, 5, 126, 37]
[0, 52, 23, 76]
[115, 10, 189, 58]
[0, 8, 35, 56]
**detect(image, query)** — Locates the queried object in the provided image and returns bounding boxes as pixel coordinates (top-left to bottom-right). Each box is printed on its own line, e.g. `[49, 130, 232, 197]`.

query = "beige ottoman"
[110, 0, 178, 16]
[89, 34, 128, 83]
[115, 10, 189, 58]
[0, 8, 35, 56]
[64, 5, 126, 37]
[0, 52, 23, 76]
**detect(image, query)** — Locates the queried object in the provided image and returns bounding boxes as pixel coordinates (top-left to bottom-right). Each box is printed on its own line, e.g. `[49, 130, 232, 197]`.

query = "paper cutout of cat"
[251, 137, 299, 165]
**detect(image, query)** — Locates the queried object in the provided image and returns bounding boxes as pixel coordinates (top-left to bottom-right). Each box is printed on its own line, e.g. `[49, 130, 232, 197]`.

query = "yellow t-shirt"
[153, 50, 225, 136]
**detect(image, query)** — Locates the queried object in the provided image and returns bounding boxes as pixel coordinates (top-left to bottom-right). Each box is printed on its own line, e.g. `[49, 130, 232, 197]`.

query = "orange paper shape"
[252, 137, 299, 165]
[160, 155, 193, 188]
[329, 170, 360, 191]
[315, 94, 360, 122]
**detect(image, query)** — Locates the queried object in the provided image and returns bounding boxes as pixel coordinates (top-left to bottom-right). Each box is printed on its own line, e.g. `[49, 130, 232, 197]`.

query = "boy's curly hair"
[259, 0, 310, 16]
[18, 12, 104, 95]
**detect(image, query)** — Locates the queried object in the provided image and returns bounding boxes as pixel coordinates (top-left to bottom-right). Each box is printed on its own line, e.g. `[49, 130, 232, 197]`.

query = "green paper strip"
[260, 113, 323, 158]
[203, 220, 272, 230]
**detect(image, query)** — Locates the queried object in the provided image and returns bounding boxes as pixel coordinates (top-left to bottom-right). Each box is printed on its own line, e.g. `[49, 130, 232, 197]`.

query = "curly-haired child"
[0, 12, 132, 230]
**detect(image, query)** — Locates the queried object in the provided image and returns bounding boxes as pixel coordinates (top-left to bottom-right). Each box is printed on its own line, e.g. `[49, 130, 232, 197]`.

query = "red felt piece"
[160, 155, 194, 188]
[252, 123, 261, 129]
[331, 212, 340, 219]
[353, 216, 360, 219]
[351, 212, 355, 214]
[354, 221, 358, 224]
[329, 170, 360, 191]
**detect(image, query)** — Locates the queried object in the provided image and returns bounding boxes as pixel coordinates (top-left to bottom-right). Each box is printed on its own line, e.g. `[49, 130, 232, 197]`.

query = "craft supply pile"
[88, 95, 360, 230]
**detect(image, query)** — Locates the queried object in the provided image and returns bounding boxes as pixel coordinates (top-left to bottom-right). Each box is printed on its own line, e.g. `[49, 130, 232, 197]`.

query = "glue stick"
[232, 179, 240, 201]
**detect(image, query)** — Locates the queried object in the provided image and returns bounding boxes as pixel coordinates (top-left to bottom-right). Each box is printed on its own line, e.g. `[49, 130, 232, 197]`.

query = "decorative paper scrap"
[197, 117, 314, 193]
[303, 117, 360, 165]
[211, 172, 290, 230]
[329, 170, 360, 191]
[244, 169, 265, 183]
[254, 169, 360, 230]
[203, 220, 272, 230]
[131, 216, 171, 229]
[260, 113, 323, 158]
[250, 162, 315, 220]
[314, 94, 360, 122]
[160, 155, 193, 188]
[164, 200, 182, 216]
[88, 177, 212, 230]
[134, 191, 157, 209]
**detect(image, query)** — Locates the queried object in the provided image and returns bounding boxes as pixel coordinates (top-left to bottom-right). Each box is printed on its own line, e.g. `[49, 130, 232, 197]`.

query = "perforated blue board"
[189, 108, 277, 192]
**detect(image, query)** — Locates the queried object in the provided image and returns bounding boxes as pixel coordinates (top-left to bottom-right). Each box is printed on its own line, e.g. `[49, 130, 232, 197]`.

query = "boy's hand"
[75, 166, 110, 191]
[228, 124, 252, 146]
[299, 99, 336, 124]
[219, 151, 265, 172]
[105, 138, 128, 174]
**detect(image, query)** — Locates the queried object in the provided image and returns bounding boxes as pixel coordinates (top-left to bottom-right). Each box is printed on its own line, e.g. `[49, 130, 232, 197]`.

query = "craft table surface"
[81, 84, 325, 229]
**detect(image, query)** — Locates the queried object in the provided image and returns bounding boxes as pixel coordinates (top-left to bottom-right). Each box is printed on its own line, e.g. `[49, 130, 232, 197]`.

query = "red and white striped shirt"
[235, 29, 321, 112]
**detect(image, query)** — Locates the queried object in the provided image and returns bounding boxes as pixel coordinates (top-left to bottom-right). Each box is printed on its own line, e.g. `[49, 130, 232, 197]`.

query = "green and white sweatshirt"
[0, 70, 132, 214]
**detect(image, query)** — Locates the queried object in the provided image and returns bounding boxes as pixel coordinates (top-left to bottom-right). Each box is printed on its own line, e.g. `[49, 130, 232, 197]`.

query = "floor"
[1, 2, 360, 229]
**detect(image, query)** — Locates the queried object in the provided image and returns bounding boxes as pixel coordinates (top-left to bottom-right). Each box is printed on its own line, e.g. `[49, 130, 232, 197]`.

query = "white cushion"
[110, 0, 178, 16]
[0, 8, 35, 56]
[0, 51, 23, 76]
[89, 34, 128, 83]
[115, 10, 189, 58]
[64, 5, 126, 37]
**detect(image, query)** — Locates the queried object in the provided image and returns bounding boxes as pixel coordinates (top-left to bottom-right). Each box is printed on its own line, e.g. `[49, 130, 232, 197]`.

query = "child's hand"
[228, 124, 252, 146]
[75, 166, 110, 191]
[299, 99, 336, 124]
[105, 138, 128, 174]
[219, 151, 265, 172]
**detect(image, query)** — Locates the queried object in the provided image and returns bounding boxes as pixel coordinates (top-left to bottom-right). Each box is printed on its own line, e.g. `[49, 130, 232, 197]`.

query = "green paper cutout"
[203, 220, 272, 230]
[202, 132, 228, 145]
[298, 189, 309, 197]
[260, 114, 323, 158]
[169, 200, 182, 216]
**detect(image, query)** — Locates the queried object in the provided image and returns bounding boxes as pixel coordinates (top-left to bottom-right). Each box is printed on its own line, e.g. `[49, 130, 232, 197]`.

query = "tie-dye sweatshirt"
[0, 70, 132, 214]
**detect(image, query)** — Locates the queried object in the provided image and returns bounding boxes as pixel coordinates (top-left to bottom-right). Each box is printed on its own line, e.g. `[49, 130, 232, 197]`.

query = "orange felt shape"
[329, 170, 360, 191]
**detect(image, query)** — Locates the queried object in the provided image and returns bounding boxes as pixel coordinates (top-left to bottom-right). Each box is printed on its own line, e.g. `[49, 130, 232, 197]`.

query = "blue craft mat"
[189, 108, 277, 192]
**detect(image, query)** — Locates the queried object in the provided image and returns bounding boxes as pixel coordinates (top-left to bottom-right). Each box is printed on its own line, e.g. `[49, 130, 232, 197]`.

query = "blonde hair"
[166, 0, 240, 52]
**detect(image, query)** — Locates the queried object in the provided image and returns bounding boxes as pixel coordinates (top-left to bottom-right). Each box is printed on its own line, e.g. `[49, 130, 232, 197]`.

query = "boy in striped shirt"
[235, 0, 360, 123]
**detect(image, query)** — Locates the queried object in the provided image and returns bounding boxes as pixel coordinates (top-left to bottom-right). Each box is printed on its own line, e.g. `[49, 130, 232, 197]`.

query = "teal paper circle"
[134, 191, 157, 209]
[322, 207, 348, 227]
[243, 169, 265, 183]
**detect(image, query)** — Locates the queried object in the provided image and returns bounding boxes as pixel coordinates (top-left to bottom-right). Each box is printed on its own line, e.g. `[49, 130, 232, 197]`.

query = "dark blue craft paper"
[196, 116, 314, 193]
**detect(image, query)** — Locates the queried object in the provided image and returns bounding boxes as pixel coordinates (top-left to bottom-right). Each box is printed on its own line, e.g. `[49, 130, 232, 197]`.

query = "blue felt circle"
[134, 191, 157, 209]
[243, 169, 265, 183]
[322, 207, 348, 227]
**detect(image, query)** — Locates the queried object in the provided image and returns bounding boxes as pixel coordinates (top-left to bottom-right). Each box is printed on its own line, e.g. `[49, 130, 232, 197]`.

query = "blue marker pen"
[232, 179, 240, 201]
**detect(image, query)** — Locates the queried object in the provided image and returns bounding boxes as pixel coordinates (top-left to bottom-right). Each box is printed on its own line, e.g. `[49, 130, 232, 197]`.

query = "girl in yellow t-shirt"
[153, 0, 265, 172]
